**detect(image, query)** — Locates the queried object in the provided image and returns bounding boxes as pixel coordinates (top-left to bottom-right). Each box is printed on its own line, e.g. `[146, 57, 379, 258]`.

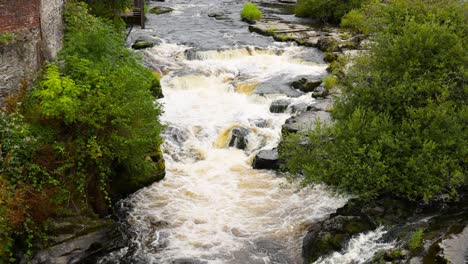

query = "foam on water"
[111, 43, 353, 263]
[315, 227, 396, 264]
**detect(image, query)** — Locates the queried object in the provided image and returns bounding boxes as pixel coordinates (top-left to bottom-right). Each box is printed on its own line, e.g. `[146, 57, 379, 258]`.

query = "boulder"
[29, 222, 124, 264]
[252, 149, 283, 170]
[250, 118, 269, 128]
[208, 12, 229, 20]
[131, 41, 154, 50]
[282, 110, 331, 134]
[291, 77, 322, 93]
[172, 258, 207, 264]
[290, 103, 309, 114]
[229, 127, 250, 150]
[269, 99, 291, 113]
[255, 74, 304, 97]
[317, 37, 338, 52]
[149, 6, 174, 15]
[312, 84, 329, 99]
[302, 215, 375, 263]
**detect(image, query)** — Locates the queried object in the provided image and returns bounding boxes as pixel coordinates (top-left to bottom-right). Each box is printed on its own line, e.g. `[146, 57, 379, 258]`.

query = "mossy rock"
[110, 147, 166, 198]
[149, 6, 173, 15]
[324, 51, 338, 63]
[131, 41, 155, 50]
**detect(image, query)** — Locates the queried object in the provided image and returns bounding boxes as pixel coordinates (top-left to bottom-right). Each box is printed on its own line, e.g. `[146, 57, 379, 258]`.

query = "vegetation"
[0, 1, 163, 261]
[295, 0, 368, 24]
[281, 0, 467, 201]
[241, 3, 263, 22]
[83, 0, 131, 17]
[407, 229, 424, 250]
[0, 32, 16, 45]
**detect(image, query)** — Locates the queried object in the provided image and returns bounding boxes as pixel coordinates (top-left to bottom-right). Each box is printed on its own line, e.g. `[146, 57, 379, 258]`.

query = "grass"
[241, 3, 262, 22]
[407, 229, 424, 250]
[0, 32, 16, 45]
[324, 76, 338, 90]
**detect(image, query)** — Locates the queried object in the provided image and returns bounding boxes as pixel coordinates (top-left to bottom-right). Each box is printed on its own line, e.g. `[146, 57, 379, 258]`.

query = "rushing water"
[102, 1, 394, 263]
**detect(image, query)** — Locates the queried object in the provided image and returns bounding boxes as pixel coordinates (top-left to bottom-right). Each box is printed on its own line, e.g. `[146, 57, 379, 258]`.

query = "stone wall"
[0, 0, 64, 106]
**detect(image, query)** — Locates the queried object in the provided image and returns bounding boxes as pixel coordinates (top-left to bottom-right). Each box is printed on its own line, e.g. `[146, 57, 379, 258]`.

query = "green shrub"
[407, 229, 424, 250]
[281, 0, 467, 201]
[324, 76, 338, 90]
[241, 3, 262, 22]
[295, 0, 367, 24]
[1, 1, 164, 259]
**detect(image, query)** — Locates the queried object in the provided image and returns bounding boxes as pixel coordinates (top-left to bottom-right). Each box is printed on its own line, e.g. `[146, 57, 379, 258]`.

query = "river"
[101, 1, 392, 263]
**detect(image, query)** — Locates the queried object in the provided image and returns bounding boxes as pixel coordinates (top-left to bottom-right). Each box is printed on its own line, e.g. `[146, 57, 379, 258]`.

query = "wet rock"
[208, 12, 229, 20]
[302, 215, 375, 263]
[291, 77, 322, 93]
[317, 36, 338, 52]
[311, 85, 329, 99]
[29, 222, 124, 264]
[229, 127, 250, 150]
[255, 74, 304, 97]
[252, 148, 283, 170]
[172, 258, 207, 264]
[250, 118, 269, 128]
[440, 226, 468, 264]
[149, 6, 174, 15]
[131, 41, 154, 50]
[269, 99, 291, 113]
[282, 110, 331, 134]
[290, 102, 310, 114]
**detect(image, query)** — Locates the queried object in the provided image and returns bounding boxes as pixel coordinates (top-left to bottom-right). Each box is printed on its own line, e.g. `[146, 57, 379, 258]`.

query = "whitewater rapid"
[100, 0, 396, 263]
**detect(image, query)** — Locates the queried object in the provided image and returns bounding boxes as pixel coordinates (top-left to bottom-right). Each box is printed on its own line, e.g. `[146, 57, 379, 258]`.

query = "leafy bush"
[281, 0, 467, 201]
[241, 3, 262, 22]
[1, 1, 164, 259]
[295, 0, 367, 24]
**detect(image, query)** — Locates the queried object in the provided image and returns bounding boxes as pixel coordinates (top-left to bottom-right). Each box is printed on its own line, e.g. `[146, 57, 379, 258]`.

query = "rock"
[229, 127, 250, 150]
[302, 215, 375, 263]
[252, 149, 283, 170]
[149, 6, 173, 15]
[242, 18, 257, 25]
[282, 110, 331, 134]
[131, 41, 154, 50]
[208, 12, 229, 20]
[311, 85, 329, 99]
[290, 102, 309, 114]
[250, 118, 269, 128]
[270, 99, 291, 113]
[29, 222, 124, 264]
[255, 74, 304, 97]
[172, 259, 207, 264]
[317, 37, 338, 52]
[291, 77, 322, 93]
[439, 226, 468, 264]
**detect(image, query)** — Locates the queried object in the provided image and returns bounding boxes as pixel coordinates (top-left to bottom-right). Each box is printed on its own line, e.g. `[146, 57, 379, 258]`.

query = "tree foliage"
[295, 0, 368, 24]
[1, 1, 164, 260]
[282, 0, 467, 201]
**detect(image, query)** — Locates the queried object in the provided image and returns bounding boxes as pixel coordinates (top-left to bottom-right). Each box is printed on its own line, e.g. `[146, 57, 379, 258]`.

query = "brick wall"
[0, 0, 41, 32]
[0, 0, 64, 106]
